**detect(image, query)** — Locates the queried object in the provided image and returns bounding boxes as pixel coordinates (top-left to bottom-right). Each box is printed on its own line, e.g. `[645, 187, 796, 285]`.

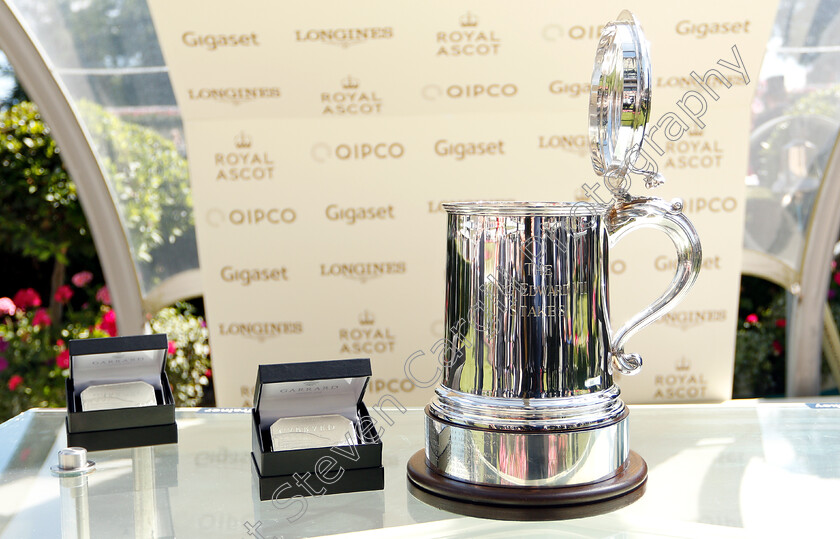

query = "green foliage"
[77, 101, 193, 274]
[150, 302, 212, 407]
[0, 102, 95, 264]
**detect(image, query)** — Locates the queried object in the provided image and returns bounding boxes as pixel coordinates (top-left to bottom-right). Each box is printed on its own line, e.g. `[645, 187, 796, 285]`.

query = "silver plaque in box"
[80, 381, 157, 411]
[270, 414, 356, 451]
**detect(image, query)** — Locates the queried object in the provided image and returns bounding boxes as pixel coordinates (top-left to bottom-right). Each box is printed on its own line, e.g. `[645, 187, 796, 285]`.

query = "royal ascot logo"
[660, 138, 725, 170]
[214, 131, 276, 181]
[434, 139, 506, 160]
[542, 24, 605, 41]
[547, 80, 590, 98]
[653, 356, 708, 400]
[310, 141, 404, 162]
[325, 204, 395, 225]
[205, 207, 296, 227]
[321, 76, 383, 115]
[338, 310, 396, 354]
[217, 321, 303, 342]
[655, 309, 727, 330]
[436, 11, 501, 56]
[422, 82, 517, 101]
[181, 31, 260, 51]
[319, 261, 406, 283]
[294, 27, 394, 48]
[186, 87, 281, 105]
[220, 265, 289, 286]
[537, 134, 587, 156]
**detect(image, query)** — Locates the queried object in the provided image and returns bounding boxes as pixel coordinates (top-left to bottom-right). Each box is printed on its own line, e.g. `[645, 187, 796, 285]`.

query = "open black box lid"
[66, 334, 175, 433]
[252, 358, 382, 477]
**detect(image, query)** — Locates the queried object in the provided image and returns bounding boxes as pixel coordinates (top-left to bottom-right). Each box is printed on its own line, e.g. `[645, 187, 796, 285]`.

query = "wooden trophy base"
[406, 449, 647, 521]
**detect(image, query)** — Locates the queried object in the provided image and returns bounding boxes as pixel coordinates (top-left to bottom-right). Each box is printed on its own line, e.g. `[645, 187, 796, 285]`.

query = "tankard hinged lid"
[589, 10, 651, 179]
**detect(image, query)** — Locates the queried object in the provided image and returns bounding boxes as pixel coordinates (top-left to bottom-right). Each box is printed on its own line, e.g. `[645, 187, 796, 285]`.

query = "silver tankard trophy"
[407, 11, 702, 513]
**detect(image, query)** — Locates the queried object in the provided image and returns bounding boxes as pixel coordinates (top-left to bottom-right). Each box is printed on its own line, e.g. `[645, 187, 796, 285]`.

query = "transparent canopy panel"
[748, 0, 840, 273]
[7, 0, 197, 297]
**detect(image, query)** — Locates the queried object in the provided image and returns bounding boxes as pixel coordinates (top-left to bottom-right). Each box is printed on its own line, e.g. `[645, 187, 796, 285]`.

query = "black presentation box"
[251, 358, 384, 501]
[65, 334, 178, 451]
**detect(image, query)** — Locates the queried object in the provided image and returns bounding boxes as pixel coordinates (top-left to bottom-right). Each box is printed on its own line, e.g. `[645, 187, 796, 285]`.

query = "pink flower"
[0, 340, 7, 353]
[167, 341, 177, 355]
[71, 271, 93, 288]
[0, 297, 15, 316]
[772, 340, 783, 355]
[204, 368, 212, 377]
[32, 308, 52, 327]
[835, 273, 840, 287]
[745, 313, 759, 324]
[0, 357, 8, 372]
[54, 285, 73, 304]
[96, 286, 111, 305]
[56, 349, 70, 369]
[97, 309, 117, 336]
[775, 319, 787, 328]
[12, 289, 41, 311]
[8, 374, 23, 391]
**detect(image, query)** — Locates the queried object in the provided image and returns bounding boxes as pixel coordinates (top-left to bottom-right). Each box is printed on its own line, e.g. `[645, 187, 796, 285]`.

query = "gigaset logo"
[186, 87, 281, 105]
[294, 27, 394, 48]
[181, 31, 260, 51]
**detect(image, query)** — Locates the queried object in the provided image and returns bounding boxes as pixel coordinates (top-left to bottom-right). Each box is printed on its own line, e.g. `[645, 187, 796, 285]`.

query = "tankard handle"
[606, 196, 702, 375]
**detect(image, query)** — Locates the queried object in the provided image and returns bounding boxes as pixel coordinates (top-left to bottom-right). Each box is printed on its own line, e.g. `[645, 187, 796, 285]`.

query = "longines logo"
[205, 207, 297, 226]
[653, 356, 708, 399]
[325, 204, 395, 225]
[547, 80, 590, 98]
[436, 11, 501, 56]
[294, 27, 394, 48]
[422, 83, 517, 101]
[220, 265, 288, 286]
[311, 142, 404, 162]
[537, 134, 587, 156]
[181, 31, 260, 51]
[339, 310, 396, 354]
[319, 261, 406, 283]
[434, 139, 506, 160]
[217, 321, 303, 342]
[321, 75, 383, 115]
[542, 24, 605, 41]
[656, 254, 721, 272]
[656, 309, 727, 330]
[186, 87, 281, 105]
[655, 75, 747, 89]
[215, 131, 275, 181]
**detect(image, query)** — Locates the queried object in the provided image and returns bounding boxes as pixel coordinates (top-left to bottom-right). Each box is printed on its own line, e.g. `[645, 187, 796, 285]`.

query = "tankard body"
[425, 199, 701, 487]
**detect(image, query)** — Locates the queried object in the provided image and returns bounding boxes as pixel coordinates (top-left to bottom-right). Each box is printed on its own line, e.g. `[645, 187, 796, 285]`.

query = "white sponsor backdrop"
[147, 0, 778, 406]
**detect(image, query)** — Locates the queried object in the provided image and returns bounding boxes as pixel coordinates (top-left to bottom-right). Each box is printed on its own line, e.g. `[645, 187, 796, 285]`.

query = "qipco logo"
[422, 83, 518, 100]
[206, 208, 297, 226]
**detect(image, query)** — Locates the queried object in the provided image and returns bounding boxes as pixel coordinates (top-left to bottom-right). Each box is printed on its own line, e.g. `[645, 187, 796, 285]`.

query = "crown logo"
[688, 128, 703, 137]
[459, 11, 478, 27]
[358, 310, 375, 326]
[234, 131, 252, 149]
[341, 75, 360, 89]
[676, 357, 691, 371]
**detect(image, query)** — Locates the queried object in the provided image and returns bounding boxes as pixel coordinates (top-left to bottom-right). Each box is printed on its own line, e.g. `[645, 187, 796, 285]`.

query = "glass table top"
[0, 402, 838, 538]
